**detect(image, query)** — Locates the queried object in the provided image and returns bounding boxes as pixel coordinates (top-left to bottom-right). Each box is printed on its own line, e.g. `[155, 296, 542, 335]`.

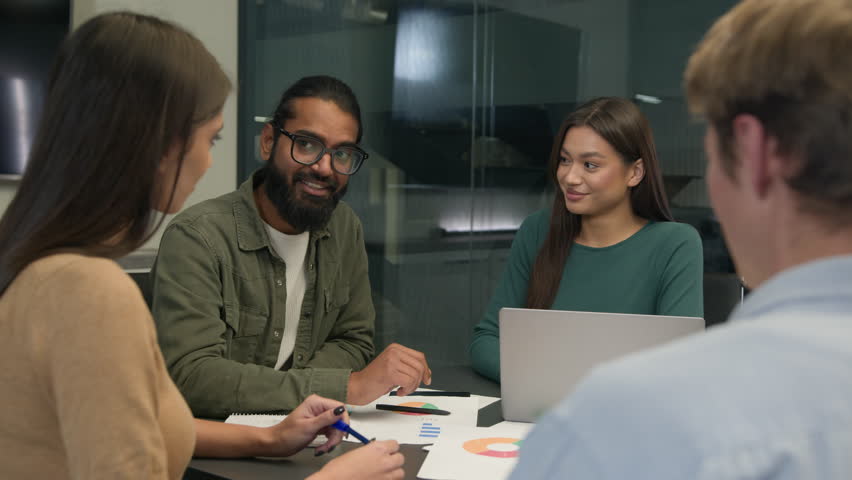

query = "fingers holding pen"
[314, 404, 348, 453]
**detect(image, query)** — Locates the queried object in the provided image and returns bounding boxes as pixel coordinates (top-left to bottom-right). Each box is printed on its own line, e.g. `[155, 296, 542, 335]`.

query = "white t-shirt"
[263, 224, 310, 370]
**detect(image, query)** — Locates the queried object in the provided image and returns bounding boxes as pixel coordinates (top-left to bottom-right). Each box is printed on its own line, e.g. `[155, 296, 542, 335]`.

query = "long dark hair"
[525, 97, 673, 309]
[0, 12, 231, 295]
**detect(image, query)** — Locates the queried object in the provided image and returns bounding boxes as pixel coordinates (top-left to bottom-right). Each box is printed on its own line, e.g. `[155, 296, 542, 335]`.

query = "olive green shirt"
[152, 171, 375, 418]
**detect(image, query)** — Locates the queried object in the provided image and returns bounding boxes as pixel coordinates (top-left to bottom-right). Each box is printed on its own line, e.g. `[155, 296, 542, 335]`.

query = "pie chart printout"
[462, 437, 523, 458]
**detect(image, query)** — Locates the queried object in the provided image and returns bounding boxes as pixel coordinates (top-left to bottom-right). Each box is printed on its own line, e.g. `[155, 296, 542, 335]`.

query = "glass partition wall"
[238, 0, 737, 367]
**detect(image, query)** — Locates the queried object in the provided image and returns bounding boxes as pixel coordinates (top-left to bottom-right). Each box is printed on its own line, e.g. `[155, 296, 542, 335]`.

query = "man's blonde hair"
[685, 0, 852, 221]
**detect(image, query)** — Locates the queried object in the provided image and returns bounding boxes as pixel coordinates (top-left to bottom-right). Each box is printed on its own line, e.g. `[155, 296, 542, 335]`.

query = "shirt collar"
[730, 254, 852, 321]
[233, 168, 331, 252]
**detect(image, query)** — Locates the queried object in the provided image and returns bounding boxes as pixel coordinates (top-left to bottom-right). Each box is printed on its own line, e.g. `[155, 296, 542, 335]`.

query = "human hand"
[309, 440, 404, 480]
[346, 343, 432, 405]
[259, 394, 347, 457]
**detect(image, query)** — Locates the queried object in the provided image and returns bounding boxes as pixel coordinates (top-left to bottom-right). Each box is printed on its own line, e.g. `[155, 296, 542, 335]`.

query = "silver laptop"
[499, 308, 704, 422]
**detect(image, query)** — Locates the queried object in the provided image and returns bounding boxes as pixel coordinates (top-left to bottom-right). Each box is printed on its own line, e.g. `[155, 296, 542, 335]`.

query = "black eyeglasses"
[277, 127, 368, 175]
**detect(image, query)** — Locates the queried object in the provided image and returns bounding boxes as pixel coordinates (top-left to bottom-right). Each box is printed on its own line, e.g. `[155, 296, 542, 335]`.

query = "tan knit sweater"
[0, 254, 195, 479]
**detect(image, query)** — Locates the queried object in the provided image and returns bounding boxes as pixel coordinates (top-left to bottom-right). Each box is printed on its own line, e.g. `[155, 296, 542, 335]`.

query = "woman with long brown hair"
[470, 97, 703, 382]
[0, 12, 402, 479]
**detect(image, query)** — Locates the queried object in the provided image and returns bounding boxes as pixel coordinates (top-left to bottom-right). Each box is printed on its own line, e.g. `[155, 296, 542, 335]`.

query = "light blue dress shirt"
[510, 255, 852, 479]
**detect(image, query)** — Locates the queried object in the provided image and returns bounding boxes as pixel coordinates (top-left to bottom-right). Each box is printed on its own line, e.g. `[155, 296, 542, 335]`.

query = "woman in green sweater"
[470, 97, 704, 382]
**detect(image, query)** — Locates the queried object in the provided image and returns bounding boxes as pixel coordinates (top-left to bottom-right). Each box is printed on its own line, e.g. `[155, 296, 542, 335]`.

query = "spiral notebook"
[225, 413, 287, 428]
[225, 413, 328, 446]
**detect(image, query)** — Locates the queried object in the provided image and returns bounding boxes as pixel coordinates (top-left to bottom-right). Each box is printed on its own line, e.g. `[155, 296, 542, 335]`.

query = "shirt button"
[276, 279, 283, 286]
[309, 263, 314, 270]
[297, 354, 304, 361]
[273, 331, 280, 338]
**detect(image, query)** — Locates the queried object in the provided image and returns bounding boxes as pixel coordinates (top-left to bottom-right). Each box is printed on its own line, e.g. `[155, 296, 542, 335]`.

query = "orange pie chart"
[462, 437, 523, 458]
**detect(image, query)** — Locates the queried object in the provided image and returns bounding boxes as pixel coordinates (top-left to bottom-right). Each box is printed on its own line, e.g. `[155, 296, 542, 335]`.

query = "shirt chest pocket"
[324, 282, 350, 315]
[313, 282, 350, 342]
[224, 305, 269, 362]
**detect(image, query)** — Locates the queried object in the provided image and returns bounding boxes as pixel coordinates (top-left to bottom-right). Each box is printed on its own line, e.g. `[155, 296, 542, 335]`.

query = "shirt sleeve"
[152, 222, 347, 418]
[509, 364, 632, 480]
[47, 259, 171, 479]
[469, 213, 542, 381]
[509, 417, 607, 480]
[656, 224, 704, 318]
[510, 350, 709, 480]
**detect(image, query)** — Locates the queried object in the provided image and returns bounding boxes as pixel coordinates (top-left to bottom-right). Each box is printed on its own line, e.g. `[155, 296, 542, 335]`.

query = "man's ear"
[627, 158, 645, 187]
[260, 123, 276, 162]
[731, 114, 772, 198]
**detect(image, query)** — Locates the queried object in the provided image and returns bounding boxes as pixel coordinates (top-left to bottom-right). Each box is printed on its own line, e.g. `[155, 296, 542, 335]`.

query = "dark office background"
[237, 0, 740, 367]
[0, 0, 70, 178]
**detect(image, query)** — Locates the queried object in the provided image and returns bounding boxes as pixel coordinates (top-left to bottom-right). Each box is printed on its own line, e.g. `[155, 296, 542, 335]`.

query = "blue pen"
[332, 419, 371, 445]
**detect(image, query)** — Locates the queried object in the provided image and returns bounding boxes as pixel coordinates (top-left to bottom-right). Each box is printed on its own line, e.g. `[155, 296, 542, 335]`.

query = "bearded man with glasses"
[152, 76, 431, 418]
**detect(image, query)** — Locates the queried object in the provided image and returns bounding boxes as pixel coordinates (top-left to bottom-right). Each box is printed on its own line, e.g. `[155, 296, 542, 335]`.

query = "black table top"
[186, 365, 502, 480]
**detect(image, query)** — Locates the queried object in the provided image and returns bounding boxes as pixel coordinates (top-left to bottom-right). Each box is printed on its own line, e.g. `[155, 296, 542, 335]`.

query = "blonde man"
[511, 0, 852, 478]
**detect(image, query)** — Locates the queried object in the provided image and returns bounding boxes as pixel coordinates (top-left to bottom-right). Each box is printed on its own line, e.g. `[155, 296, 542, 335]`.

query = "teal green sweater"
[470, 209, 704, 382]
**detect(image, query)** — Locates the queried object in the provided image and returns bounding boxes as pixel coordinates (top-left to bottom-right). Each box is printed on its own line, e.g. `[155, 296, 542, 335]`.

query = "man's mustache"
[293, 170, 339, 191]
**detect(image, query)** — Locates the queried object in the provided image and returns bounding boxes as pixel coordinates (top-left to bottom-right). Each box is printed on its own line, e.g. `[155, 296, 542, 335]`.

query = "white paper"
[417, 423, 533, 480]
[488, 420, 533, 429]
[474, 394, 501, 409]
[389, 388, 499, 410]
[344, 394, 480, 444]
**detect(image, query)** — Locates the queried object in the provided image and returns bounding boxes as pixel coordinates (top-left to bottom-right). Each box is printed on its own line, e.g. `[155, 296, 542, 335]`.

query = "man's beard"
[263, 162, 348, 232]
